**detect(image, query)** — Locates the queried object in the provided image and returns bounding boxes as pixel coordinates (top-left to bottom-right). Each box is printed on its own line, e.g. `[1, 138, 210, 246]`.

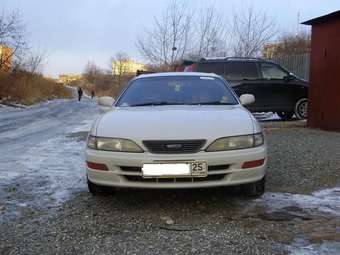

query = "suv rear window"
[225, 62, 259, 80]
[197, 62, 224, 75]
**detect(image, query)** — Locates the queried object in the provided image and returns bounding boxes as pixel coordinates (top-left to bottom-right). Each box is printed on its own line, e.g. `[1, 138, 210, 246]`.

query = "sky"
[2, 0, 340, 78]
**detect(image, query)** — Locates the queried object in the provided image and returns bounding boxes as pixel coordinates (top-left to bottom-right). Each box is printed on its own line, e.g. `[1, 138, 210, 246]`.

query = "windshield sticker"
[168, 81, 182, 92]
[175, 84, 181, 92]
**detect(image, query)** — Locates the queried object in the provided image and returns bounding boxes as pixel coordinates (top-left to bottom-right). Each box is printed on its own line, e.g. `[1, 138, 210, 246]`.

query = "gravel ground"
[264, 126, 340, 194]
[1, 125, 340, 254]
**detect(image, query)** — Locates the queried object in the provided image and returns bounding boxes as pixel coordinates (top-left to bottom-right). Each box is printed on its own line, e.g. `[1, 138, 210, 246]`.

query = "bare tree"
[110, 51, 132, 85]
[0, 9, 27, 71]
[194, 5, 228, 59]
[229, 7, 277, 57]
[111, 52, 130, 76]
[83, 61, 102, 86]
[19, 48, 48, 74]
[136, 3, 277, 67]
[136, 0, 192, 70]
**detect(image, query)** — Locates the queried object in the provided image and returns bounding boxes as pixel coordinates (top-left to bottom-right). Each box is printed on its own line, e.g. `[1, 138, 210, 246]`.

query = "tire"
[277, 111, 294, 120]
[294, 98, 308, 120]
[87, 178, 114, 196]
[241, 176, 266, 198]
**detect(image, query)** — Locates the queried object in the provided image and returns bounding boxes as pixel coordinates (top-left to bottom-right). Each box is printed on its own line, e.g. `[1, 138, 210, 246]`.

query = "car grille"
[120, 165, 230, 173]
[124, 174, 226, 183]
[143, 140, 206, 154]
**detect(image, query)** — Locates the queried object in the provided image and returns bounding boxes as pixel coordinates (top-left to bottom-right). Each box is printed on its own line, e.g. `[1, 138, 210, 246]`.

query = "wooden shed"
[302, 10, 340, 132]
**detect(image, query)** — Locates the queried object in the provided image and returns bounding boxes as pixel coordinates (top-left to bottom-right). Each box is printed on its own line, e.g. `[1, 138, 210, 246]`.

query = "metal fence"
[267, 53, 310, 80]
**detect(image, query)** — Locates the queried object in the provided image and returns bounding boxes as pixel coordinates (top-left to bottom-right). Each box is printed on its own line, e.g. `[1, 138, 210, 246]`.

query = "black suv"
[184, 58, 309, 120]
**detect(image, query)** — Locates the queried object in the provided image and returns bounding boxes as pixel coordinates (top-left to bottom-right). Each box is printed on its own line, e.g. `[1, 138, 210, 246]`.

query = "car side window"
[225, 62, 259, 80]
[198, 63, 225, 75]
[260, 63, 288, 79]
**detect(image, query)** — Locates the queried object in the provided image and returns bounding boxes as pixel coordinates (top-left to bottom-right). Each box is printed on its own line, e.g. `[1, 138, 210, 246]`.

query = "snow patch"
[0, 119, 57, 139]
[0, 169, 21, 180]
[70, 119, 93, 133]
[253, 112, 280, 121]
[256, 188, 340, 217]
[17, 135, 86, 205]
[288, 239, 340, 255]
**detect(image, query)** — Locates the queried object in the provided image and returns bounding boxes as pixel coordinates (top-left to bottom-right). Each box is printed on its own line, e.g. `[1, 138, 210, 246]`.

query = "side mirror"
[283, 74, 294, 82]
[98, 96, 115, 107]
[239, 94, 255, 106]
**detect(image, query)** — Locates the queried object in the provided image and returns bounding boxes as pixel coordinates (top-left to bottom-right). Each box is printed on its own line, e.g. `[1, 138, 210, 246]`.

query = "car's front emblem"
[166, 144, 182, 149]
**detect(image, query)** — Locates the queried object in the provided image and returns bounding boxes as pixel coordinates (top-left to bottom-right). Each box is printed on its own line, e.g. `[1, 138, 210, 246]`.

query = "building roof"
[302, 10, 340, 25]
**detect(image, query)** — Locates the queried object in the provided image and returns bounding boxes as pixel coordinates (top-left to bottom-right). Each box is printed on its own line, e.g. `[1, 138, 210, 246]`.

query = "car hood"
[95, 105, 255, 144]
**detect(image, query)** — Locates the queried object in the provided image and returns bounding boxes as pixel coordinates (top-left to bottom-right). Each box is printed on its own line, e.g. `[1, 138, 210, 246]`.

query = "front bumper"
[85, 145, 267, 189]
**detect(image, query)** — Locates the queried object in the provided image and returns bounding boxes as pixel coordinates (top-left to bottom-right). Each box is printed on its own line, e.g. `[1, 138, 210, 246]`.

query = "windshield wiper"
[190, 101, 235, 105]
[130, 101, 235, 107]
[242, 78, 261, 81]
[130, 102, 182, 107]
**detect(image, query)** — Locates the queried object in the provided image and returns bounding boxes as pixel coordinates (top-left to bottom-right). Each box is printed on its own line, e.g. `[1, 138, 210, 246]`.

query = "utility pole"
[296, 11, 301, 35]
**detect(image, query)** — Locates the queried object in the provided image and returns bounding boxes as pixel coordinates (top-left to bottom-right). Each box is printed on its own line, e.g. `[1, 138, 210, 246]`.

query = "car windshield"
[116, 76, 238, 107]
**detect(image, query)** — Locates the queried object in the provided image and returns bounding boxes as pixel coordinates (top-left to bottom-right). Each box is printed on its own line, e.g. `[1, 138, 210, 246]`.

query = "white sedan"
[85, 72, 267, 197]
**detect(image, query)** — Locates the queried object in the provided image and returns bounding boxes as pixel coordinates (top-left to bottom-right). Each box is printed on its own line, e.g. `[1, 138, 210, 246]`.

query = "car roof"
[198, 57, 275, 64]
[136, 72, 220, 79]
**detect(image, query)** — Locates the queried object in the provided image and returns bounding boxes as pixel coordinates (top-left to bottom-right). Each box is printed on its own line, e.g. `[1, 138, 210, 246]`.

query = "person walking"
[77, 87, 83, 101]
[91, 89, 95, 99]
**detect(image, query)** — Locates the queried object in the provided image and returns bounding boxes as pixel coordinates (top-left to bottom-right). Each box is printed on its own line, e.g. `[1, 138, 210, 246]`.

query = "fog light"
[242, 158, 265, 169]
[86, 161, 109, 171]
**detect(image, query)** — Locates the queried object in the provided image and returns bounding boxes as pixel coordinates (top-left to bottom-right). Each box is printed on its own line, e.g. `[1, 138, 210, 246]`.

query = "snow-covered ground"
[0, 97, 100, 220]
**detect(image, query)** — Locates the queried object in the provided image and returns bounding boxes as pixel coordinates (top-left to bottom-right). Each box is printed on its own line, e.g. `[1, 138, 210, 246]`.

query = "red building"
[302, 10, 340, 132]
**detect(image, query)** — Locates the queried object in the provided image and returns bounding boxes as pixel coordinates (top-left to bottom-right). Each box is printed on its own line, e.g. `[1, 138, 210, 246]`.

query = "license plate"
[142, 161, 208, 178]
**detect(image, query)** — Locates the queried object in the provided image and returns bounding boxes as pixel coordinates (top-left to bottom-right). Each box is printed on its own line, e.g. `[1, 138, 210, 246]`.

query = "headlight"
[87, 136, 143, 152]
[206, 133, 264, 152]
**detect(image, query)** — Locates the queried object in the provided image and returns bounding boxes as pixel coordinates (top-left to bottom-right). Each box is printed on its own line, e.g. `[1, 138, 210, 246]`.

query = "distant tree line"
[273, 31, 311, 56]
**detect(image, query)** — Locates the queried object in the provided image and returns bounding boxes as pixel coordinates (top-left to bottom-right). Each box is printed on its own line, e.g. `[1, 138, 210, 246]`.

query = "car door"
[259, 62, 295, 111]
[225, 62, 262, 112]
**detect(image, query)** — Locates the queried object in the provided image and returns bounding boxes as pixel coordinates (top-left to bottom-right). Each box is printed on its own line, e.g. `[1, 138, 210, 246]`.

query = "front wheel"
[277, 111, 294, 120]
[241, 177, 266, 198]
[295, 98, 308, 120]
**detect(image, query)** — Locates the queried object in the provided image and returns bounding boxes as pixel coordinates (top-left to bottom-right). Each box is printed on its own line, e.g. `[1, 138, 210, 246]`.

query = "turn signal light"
[242, 158, 265, 169]
[86, 161, 109, 171]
